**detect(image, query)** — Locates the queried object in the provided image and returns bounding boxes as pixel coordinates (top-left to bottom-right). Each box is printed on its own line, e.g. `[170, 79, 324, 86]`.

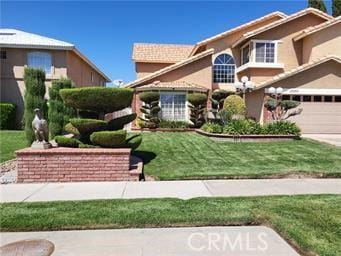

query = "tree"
[308, 0, 327, 13]
[187, 93, 207, 128]
[138, 92, 161, 128]
[332, 0, 341, 16]
[264, 96, 303, 121]
[23, 68, 48, 145]
[48, 78, 75, 138]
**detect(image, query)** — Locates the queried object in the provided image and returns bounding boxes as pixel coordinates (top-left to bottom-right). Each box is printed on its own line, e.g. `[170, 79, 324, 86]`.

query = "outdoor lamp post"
[268, 86, 283, 98]
[235, 76, 255, 100]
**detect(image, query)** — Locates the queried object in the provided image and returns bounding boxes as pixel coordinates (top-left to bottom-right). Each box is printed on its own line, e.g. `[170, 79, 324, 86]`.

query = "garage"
[283, 94, 341, 134]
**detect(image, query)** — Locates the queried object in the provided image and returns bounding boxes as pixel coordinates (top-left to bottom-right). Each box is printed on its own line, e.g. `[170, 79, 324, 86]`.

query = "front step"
[129, 155, 143, 181]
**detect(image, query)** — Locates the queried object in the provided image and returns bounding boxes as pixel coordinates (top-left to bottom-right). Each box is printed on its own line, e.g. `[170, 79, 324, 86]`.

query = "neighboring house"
[126, 8, 341, 133]
[0, 29, 111, 127]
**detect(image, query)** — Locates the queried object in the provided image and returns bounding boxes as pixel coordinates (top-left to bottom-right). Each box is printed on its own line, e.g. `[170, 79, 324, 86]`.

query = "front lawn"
[0, 130, 27, 163]
[135, 132, 341, 180]
[1, 195, 340, 256]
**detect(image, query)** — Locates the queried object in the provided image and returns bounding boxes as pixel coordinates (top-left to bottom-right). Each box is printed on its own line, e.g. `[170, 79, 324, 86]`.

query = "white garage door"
[287, 95, 341, 134]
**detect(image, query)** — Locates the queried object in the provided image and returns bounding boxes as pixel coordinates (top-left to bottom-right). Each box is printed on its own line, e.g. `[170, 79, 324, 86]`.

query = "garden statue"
[31, 108, 51, 149]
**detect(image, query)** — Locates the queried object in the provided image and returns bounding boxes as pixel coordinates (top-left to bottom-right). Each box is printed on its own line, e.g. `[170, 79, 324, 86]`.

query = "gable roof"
[293, 16, 341, 41]
[189, 11, 287, 56]
[255, 55, 341, 90]
[132, 43, 194, 63]
[0, 28, 111, 82]
[136, 80, 208, 92]
[232, 8, 332, 47]
[125, 48, 214, 88]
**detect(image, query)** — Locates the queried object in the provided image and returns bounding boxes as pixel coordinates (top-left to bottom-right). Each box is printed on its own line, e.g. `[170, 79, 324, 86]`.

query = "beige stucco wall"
[135, 62, 172, 79]
[302, 23, 341, 63]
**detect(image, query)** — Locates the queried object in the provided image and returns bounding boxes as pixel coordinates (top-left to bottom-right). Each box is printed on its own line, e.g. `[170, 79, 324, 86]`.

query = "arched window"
[27, 52, 52, 74]
[213, 54, 235, 83]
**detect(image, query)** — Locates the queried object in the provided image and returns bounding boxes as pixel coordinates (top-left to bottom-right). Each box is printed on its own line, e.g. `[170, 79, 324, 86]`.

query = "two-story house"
[126, 8, 341, 133]
[0, 29, 111, 127]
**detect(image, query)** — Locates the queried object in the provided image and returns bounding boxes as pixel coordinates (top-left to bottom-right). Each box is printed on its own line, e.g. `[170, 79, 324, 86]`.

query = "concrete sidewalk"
[303, 134, 341, 146]
[0, 226, 299, 255]
[1, 179, 340, 203]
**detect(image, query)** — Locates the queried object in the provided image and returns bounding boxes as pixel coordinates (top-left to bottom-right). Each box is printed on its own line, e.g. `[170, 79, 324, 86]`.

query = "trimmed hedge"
[64, 122, 80, 136]
[139, 91, 160, 103]
[187, 93, 207, 106]
[54, 136, 81, 148]
[107, 113, 137, 131]
[139, 91, 160, 128]
[0, 103, 16, 130]
[126, 133, 142, 151]
[60, 87, 134, 114]
[90, 130, 127, 148]
[69, 118, 107, 135]
[223, 95, 246, 118]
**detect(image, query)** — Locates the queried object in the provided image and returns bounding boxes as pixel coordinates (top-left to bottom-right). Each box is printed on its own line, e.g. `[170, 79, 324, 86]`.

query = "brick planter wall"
[16, 147, 138, 183]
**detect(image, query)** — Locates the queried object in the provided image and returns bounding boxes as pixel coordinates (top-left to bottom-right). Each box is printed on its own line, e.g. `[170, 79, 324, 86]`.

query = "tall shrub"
[48, 78, 75, 138]
[187, 93, 207, 128]
[332, 0, 341, 16]
[23, 68, 48, 145]
[0, 103, 16, 130]
[223, 95, 246, 120]
[308, 0, 327, 13]
[139, 92, 161, 128]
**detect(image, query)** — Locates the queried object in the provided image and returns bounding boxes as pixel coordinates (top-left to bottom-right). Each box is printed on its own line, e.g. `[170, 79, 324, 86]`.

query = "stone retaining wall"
[16, 147, 138, 183]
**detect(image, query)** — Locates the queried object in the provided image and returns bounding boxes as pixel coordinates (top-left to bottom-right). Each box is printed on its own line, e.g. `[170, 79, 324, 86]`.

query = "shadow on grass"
[133, 150, 156, 165]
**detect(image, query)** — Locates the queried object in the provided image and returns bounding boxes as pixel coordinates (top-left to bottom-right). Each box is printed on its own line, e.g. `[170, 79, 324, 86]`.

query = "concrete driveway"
[303, 134, 341, 146]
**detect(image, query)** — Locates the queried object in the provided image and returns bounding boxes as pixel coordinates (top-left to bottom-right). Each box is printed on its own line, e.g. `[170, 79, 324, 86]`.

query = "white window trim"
[159, 91, 189, 122]
[212, 53, 236, 84]
[265, 88, 341, 96]
[240, 42, 250, 65]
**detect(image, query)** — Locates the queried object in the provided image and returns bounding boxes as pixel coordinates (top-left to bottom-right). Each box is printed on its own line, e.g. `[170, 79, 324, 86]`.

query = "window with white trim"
[255, 42, 275, 63]
[213, 54, 235, 83]
[160, 93, 186, 121]
[27, 52, 52, 74]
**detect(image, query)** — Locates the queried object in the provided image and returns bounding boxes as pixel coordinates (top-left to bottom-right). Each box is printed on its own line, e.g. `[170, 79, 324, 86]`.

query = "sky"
[0, 0, 333, 85]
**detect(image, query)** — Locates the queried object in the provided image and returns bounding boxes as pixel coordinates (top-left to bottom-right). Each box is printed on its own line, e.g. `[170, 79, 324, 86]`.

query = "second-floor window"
[241, 44, 250, 65]
[255, 42, 275, 63]
[27, 52, 52, 74]
[213, 54, 235, 83]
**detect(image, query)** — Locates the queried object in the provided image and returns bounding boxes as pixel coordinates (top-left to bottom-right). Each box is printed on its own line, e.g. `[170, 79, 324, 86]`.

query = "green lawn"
[1, 195, 340, 256]
[135, 132, 341, 180]
[0, 130, 27, 162]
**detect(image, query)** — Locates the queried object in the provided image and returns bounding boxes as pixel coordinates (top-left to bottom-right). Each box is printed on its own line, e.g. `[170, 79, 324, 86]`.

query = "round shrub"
[126, 133, 142, 151]
[60, 87, 134, 114]
[90, 130, 127, 148]
[139, 91, 160, 104]
[70, 118, 107, 135]
[223, 95, 246, 118]
[54, 136, 81, 148]
[187, 93, 207, 106]
[0, 102, 16, 130]
[107, 113, 137, 131]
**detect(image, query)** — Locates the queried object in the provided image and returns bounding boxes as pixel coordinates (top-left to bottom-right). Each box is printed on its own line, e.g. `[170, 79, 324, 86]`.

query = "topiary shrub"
[48, 78, 75, 138]
[187, 93, 207, 128]
[90, 130, 127, 148]
[64, 122, 80, 136]
[107, 113, 137, 130]
[223, 95, 246, 120]
[60, 87, 134, 116]
[79, 143, 100, 148]
[139, 91, 160, 128]
[23, 68, 48, 145]
[0, 102, 16, 130]
[264, 96, 302, 121]
[70, 118, 107, 135]
[54, 135, 81, 148]
[125, 133, 142, 151]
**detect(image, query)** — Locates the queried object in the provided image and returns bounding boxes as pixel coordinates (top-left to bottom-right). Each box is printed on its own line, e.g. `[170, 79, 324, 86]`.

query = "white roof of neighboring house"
[255, 55, 341, 90]
[0, 28, 111, 81]
[136, 80, 208, 92]
[232, 8, 333, 47]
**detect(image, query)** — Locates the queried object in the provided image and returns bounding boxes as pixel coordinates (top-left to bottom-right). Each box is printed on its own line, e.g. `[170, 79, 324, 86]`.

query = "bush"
[188, 93, 207, 128]
[48, 79, 75, 138]
[159, 120, 190, 129]
[223, 119, 263, 135]
[0, 103, 16, 130]
[263, 121, 301, 136]
[54, 135, 81, 148]
[64, 122, 80, 136]
[126, 133, 142, 151]
[107, 113, 137, 130]
[60, 87, 134, 115]
[281, 100, 300, 111]
[70, 118, 107, 135]
[223, 95, 246, 119]
[79, 143, 100, 148]
[211, 89, 231, 109]
[23, 68, 48, 145]
[139, 91, 160, 128]
[90, 130, 127, 148]
[201, 122, 223, 133]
